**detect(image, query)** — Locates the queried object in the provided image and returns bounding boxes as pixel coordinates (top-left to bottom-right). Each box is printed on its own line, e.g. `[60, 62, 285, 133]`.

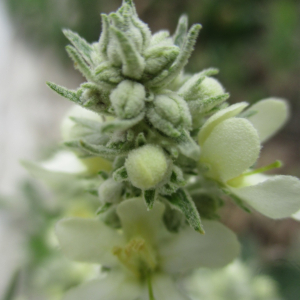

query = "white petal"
[63, 271, 142, 300]
[41, 151, 87, 174]
[151, 274, 190, 300]
[56, 217, 125, 265]
[116, 198, 165, 245]
[230, 175, 300, 219]
[245, 98, 289, 143]
[160, 221, 240, 274]
[198, 102, 248, 146]
[200, 118, 260, 182]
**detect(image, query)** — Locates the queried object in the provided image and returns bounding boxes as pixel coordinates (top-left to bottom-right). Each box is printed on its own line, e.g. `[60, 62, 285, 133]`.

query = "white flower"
[198, 98, 300, 219]
[56, 198, 240, 300]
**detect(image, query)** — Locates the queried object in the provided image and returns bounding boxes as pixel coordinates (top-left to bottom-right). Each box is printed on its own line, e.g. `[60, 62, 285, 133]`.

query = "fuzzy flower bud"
[147, 91, 192, 137]
[125, 145, 169, 190]
[98, 178, 123, 204]
[110, 80, 145, 119]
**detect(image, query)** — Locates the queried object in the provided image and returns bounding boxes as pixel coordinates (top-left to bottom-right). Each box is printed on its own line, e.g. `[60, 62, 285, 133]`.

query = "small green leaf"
[113, 166, 128, 182]
[143, 189, 156, 210]
[66, 45, 93, 80]
[63, 29, 93, 65]
[147, 108, 181, 138]
[173, 14, 188, 48]
[99, 14, 110, 58]
[110, 26, 145, 79]
[135, 132, 147, 147]
[96, 202, 113, 215]
[100, 113, 145, 133]
[98, 171, 109, 180]
[165, 188, 204, 233]
[175, 129, 200, 161]
[148, 24, 202, 88]
[78, 140, 124, 158]
[46, 82, 81, 104]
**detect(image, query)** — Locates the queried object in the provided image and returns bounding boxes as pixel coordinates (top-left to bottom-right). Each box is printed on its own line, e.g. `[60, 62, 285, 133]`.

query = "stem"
[147, 272, 155, 300]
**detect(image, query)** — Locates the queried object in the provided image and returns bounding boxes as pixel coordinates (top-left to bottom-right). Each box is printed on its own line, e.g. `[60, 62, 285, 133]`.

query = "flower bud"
[197, 77, 225, 99]
[125, 145, 170, 190]
[98, 178, 123, 204]
[110, 80, 145, 119]
[143, 45, 180, 79]
[179, 75, 225, 101]
[147, 92, 192, 137]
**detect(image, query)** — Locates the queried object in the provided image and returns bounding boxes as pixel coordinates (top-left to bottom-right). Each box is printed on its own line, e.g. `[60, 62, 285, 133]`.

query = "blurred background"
[0, 0, 300, 299]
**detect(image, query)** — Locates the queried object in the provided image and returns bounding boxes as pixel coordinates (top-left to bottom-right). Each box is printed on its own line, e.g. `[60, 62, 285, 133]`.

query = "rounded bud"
[154, 94, 181, 125]
[98, 179, 123, 204]
[110, 80, 145, 119]
[125, 145, 169, 190]
[197, 77, 225, 99]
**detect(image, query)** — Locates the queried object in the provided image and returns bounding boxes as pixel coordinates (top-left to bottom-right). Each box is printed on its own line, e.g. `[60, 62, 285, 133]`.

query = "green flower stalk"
[23, 0, 300, 299]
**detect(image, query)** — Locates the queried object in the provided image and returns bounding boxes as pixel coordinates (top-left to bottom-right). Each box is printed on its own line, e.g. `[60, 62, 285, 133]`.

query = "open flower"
[198, 98, 300, 219]
[56, 198, 239, 300]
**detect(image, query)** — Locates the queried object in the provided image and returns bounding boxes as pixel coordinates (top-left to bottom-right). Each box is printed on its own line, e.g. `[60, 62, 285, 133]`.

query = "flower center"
[112, 237, 157, 278]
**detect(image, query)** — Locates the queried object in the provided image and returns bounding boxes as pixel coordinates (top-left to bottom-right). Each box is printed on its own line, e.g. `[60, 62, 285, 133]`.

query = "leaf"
[175, 129, 200, 161]
[173, 14, 188, 48]
[46, 82, 81, 104]
[110, 26, 145, 79]
[99, 14, 110, 58]
[96, 203, 113, 215]
[165, 188, 204, 233]
[63, 29, 94, 65]
[66, 45, 93, 80]
[135, 132, 147, 147]
[78, 140, 124, 158]
[113, 166, 128, 182]
[148, 24, 202, 88]
[146, 108, 181, 138]
[100, 113, 145, 133]
[143, 189, 157, 210]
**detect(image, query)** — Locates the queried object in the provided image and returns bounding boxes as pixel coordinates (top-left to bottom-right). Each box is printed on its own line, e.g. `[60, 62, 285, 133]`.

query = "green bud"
[147, 91, 192, 137]
[143, 45, 180, 79]
[98, 178, 123, 204]
[197, 77, 225, 99]
[110, 80, 145, 119]
[125, 145, 170, 190]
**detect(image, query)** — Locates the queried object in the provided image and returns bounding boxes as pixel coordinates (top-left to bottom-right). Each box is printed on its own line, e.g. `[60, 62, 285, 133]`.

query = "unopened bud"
[110, 80, 145, 119]
[125, 145, 170, 190]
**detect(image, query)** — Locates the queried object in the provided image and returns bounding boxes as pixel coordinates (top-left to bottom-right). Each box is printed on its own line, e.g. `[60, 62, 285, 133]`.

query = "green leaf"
[165, 188, 204, 233]
[135, 132, 147, 147]
[175, 129, 200, 161]
[143, 189, 156, 210]
[96, 202, 113, 215]
[173, 14, 188, 48]
[100, 113, 145, 133]
[147, 108, 181, 138]
[110, 26, 145, 79]
[99, 14, 110, 58]
[98, 171, 109, 180]
[66, 45, 93, 80]
[148, 24, 202, 88]
[46, 82, 81, 104]
[63, 29, 93, 65]
[113, 166, 128, 182]
[69, 117, 103, 131]
[199, 93, 230, 114]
